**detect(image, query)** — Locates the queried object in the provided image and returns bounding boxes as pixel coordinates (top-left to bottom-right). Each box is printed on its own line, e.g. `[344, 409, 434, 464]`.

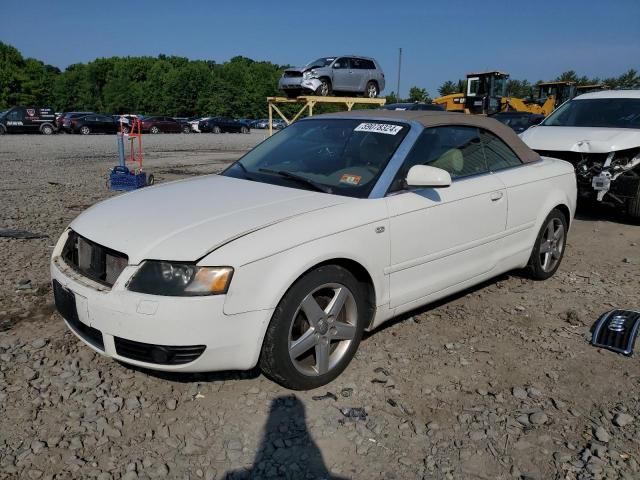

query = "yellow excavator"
[433, 72, 582, 116]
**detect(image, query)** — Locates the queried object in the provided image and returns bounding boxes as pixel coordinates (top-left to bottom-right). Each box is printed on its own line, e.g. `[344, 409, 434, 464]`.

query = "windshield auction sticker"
[354, 123, 403, 135]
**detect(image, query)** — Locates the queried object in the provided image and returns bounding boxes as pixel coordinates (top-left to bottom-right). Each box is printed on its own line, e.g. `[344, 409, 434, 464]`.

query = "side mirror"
[333, 63, 341, 68]
[406, 165, 452, 188]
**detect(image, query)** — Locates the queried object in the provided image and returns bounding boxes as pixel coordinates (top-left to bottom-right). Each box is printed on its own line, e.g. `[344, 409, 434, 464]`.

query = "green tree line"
[2, 41, 639, 117]
[0, 42, 287, 118]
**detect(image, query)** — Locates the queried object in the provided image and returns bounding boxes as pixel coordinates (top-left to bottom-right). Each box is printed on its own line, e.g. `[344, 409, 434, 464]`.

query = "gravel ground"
[1, 132, 639, 480]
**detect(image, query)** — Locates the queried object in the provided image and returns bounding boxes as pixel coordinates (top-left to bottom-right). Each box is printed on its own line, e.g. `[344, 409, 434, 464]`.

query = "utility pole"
[396, 47, 402, 101]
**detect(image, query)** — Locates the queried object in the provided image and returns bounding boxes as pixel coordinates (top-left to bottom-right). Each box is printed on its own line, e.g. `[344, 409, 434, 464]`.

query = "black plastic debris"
[387, 398, 398, 407]
[340, 388, 353, 398]
[312, 392, 337, 401]
[591, 309, 640, 356]
[338, 407, 367, 421]
[0, 229, 48, 240]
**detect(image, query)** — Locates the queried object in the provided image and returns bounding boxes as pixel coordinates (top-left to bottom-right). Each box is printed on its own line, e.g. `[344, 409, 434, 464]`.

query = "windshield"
[304, 57, 335, 69]
[223, 118, 410, 198]
[543, 98, 640, 129]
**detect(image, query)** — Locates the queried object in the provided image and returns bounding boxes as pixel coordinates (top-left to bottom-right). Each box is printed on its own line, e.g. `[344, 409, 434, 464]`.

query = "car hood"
[70, 175, 350, 264]
[520, 126, 640, 153]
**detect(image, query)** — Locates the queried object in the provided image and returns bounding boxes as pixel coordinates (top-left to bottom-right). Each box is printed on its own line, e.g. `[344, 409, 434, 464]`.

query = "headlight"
[127, 261, 233, 296]
[303, 70, 319, 80]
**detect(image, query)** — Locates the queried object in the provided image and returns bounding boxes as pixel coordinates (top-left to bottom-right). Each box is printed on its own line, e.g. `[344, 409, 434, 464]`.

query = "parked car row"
[0, 108, 255, 135]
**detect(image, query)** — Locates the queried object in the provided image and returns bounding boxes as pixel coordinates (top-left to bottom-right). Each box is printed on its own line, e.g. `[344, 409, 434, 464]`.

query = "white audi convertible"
[51, 111, 577, 389]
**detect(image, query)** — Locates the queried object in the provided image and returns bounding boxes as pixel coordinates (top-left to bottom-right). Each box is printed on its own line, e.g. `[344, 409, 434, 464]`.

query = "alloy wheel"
[539, 218, 565, 272]
[288, 283, 358, 376]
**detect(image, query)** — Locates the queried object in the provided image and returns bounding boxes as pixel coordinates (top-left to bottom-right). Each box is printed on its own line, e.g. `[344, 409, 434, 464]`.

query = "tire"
[259, 265, 367, 390]
[365, 81, 379, 98]
[316, 78, 332, 97]
[627, 177, 640, 220]
[0, 125, 6, 135]
[527, 208, 568, 280]
[182, 125, 191, 134]
[146, 174, 155, 186]
[41, 124, 54, 135]
[212, 126, 221, 134]
[80, 126, 91, 135]
[150, 126, 160, 134]
[121, 126, 130, 134]
[240, 126, 249, 134]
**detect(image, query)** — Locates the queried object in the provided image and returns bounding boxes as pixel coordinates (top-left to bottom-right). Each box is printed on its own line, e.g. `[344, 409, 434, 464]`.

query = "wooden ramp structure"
[267, 96, 386, 135]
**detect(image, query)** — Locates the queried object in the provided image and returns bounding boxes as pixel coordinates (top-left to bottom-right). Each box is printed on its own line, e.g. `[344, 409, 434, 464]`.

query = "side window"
[363, 60, 376, 70]
[8, 110, 20, 121]
[388, 126, 488, 192]
[479, 129, 522, 171]
[351, 58, 364, 69]
[333, 58, 348, 69]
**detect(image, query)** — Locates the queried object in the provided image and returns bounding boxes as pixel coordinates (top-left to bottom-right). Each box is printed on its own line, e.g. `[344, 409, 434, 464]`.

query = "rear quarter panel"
[494, 158, 577, 268]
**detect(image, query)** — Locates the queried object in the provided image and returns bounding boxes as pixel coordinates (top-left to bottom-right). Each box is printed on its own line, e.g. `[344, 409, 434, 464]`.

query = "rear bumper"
[51, 255, 273, 373]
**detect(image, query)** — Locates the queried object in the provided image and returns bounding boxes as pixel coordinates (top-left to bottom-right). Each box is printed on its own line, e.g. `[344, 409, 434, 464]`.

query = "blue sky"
[1, 0, 639, 97]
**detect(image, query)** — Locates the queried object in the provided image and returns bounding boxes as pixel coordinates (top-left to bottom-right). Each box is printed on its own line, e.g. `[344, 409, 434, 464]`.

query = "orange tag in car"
[340, 174, 362, 185]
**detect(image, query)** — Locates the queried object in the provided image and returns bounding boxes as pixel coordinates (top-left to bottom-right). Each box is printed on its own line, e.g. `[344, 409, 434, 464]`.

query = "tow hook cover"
[591, 309, 640, 356]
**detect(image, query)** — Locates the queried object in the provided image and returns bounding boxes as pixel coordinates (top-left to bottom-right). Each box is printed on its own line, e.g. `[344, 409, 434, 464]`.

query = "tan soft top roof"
[315, 110, 541, 164]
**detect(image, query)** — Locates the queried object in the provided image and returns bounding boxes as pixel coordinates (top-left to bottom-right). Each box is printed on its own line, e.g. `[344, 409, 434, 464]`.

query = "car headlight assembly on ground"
[127, 261, 233, 296]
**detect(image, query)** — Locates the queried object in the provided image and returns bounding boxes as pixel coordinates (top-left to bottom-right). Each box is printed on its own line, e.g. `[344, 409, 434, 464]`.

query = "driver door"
[385, 126, 507, 309]
[331, 58, 350, 91]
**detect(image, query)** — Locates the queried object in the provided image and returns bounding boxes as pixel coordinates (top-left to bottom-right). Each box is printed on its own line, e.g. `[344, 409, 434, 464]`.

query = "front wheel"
[365, 81, 379, 98]
[627, 178, 640, 220]
[80, 126, 91, 135]
[0, 125, 6, 135]
[150, 126, 160, 134]
[527, 209, 568, 280]
[212, 126, 221, 134]
[260, 265, 366, 390]
[240, 126, 249, 134]
[316, 78, 332, 97]
[182, 125, 191, 134]
[41, 124, 54, 135]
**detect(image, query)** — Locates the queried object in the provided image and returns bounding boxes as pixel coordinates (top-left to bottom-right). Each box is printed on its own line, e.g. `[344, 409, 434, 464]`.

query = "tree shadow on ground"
[224, 395, 347, 480]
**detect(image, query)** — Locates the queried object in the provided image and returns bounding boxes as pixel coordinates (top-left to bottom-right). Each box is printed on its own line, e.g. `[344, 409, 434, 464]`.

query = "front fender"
[301, 78, 323, 91]
[220, 220, 389, 316]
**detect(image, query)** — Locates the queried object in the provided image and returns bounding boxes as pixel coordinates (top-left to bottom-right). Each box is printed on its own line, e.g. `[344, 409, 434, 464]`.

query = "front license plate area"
[53, 279, 79, 323]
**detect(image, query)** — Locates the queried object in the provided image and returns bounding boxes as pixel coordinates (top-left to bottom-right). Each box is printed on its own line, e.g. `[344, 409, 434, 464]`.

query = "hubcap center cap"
[316, 319, 329, 335]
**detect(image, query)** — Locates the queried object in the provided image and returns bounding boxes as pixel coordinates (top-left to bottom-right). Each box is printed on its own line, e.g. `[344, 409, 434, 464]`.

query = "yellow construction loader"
[433, 72, 580, 116]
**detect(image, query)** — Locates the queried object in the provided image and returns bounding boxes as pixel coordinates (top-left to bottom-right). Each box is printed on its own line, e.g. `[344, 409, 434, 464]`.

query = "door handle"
[490, 191, 504, 201]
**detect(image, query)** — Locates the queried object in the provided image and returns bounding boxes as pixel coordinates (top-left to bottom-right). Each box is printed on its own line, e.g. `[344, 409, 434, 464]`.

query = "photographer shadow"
[224, 395, 347, 480]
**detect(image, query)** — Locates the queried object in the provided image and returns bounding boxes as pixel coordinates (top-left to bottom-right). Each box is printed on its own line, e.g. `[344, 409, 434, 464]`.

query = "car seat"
[430, 148, 464, 176]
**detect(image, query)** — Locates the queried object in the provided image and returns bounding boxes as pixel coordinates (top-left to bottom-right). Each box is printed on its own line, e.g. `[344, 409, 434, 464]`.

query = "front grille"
[53, 280, 104, 350]
[114, 337, 206, 365]
[592, 309, 640, 356]
[284, 71, 303, 78]
[62, 230, 128, 287]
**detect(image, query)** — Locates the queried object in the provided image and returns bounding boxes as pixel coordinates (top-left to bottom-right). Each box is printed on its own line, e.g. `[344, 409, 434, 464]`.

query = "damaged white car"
[520, 90, 640, 218]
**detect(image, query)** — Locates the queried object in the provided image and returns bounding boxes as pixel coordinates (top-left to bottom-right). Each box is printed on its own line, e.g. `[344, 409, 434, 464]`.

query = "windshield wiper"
[258, 168, 332, 194]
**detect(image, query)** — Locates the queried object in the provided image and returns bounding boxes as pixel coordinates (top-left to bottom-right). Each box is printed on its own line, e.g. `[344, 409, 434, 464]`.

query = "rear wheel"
[316, 78, 332, 97]
[182, 125, 191, 134]
[260, 265, 366, 390]
[0, 125, 6, 135]
[80, 126, 91, 135]
[240, 126, 249, 134]
[212, 126, 221, 134]
[41, 124, 54, 135]
[528, 209, 567, 280]
[121, 126, 130, 134]
[150, 126, 160, 134]
[365, 81, 379, 98]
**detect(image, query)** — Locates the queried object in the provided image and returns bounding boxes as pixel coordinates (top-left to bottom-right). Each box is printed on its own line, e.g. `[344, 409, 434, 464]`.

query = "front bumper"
[50, 255, 273, 373]
[278, 77, 322, 92]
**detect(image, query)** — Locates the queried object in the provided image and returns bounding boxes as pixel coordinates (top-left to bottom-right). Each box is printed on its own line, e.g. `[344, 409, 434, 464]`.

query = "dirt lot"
[0, 132, 639, 480]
